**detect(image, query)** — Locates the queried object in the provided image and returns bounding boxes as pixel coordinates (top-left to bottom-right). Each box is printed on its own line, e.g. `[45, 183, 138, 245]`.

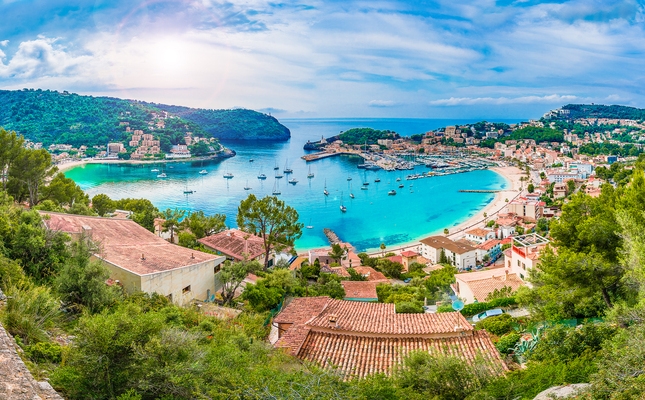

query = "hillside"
[0, 89, 290, 146]
[151, 104, 290, 141]
[559, 104, 645, 120]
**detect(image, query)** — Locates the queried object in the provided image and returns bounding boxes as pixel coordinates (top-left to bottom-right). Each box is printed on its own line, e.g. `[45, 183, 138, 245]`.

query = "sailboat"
[283, 159, 293, 174]
[272, 178, 281, 195]
[349, 183, 355, 199]
[199, 169, 208, 175]
[275, 169, 283, 179]
[307, 165, 314, 179]
[157, 167, 167, 178]
[374, 174, 380, 183]
[151, 165, 159, 173]
[274, 160, 279, 170]
[347, 176, 352, 181]
[223, 165, 233, 179]
[289, 177, 298, 185]
[183, 181, 194, 194]
[257, 169, 267, 180]
[306, 218, 314, 229]
[244, 180, 252, 190]
[340, 193, 347, 213]
[323, 179, 329, 196]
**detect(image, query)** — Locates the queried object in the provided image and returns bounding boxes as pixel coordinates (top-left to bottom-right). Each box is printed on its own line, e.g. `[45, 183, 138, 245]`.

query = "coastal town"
[1, 102, 645, 398]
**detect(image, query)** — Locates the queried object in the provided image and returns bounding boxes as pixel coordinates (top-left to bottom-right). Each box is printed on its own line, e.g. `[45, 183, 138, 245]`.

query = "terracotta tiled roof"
[420, 236, 476, 255]
[387, 255, 403, 264]
[455, 269, 525, 302]
[341, 281, 378, 300]
[40, 212, 218, 276]
[198, 229, 265, 261]
[297, 330, 506, 379]
[477, 239, 500, 251]
[352, 266, 388, 282]
[400, 250, 419, 258]
[274, 296, 330, 325]
[466, 228, 490, 238]
[331, 267, 351, 278]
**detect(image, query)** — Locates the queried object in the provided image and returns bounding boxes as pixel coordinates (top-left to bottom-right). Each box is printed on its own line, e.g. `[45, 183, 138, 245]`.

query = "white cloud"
[0, 40, 8, 47]
[430, 94, 579, 106]
[369, 100, 397, 107]
[0, 37, 90, 79]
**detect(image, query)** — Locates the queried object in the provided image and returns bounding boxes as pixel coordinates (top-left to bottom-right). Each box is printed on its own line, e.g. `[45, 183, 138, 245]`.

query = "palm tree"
[380, 243, 386, 257]
[443, 228, 449, 236]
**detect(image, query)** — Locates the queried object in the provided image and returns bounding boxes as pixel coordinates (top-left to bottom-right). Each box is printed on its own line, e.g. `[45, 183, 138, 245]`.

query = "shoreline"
[296, 165, 524, 256]
[56, 151, 235, 173]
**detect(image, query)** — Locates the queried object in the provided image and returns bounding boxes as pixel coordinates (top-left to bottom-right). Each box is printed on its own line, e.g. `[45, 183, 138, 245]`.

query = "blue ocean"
[64, 118, 519, 252]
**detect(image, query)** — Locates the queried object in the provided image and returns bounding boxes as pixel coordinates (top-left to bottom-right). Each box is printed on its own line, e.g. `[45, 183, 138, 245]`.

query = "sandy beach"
[55, 152, 235, 173]
[364, 165, 525, 256]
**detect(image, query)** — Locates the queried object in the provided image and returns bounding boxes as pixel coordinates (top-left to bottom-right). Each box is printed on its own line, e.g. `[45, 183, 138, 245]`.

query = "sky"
[0, 0, 644, 119]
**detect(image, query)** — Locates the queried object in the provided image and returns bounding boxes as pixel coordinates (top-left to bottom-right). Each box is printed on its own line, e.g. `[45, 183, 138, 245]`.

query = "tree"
[55, 236, 122, 314]
[161, 208, 186, 244]
[380, 243, 386, 256]
[182, 210, 226, 239]
[41, 173, 89, 208]
[527, 183, 535, 193]
[540, 172, 546, 180]
[328, 243, 348, 264]
[0, 128, 25, 191]
[188, 141, 212, 156]
[443, 228, 449, 235]
[439, 249, 449, 264]
[9, 148, 57, 207]
[91, 194, 116, 216]
[219, 260, 262, 305]
[236, 194, 303, 270]
[566, 179, 576, 194]
[376, 258, 404, 279]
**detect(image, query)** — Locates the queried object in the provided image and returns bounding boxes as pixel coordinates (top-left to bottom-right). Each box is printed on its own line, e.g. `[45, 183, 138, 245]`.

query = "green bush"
[396, 302, 424, 313]
[475, 314, 516, 336]
[495, 333, 521, 355]
[1, 283, 60, 345]
[25, 341, 63, 363]
[460, 297, 517, 317]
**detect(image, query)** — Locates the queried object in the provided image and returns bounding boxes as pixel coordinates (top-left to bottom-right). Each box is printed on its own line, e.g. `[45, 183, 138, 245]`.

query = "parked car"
[472, 308, 504, 323]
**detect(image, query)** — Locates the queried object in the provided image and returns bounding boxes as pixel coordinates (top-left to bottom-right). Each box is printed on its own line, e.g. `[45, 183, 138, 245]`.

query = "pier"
[323, 228, 341, 245]
[301, 150, 363, 162]
[459, 189, 501, 193]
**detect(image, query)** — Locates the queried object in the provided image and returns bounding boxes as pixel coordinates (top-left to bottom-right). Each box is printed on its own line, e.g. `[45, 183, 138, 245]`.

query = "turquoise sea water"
[65, 118, 519, 252]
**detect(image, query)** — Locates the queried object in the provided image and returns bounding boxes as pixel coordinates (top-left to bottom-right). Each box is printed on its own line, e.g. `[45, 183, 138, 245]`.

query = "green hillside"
[0, 89, 290, 146]
[560, 104, 645, 120]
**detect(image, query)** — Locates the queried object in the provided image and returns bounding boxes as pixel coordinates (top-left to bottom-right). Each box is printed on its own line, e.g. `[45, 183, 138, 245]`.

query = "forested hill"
[0, 89, 290, 146]
[560, 104, 645, 120]
[151, 104, 291, 141]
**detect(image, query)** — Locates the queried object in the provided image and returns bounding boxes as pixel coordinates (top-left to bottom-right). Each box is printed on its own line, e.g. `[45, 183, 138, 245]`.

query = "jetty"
[459, 189, 501, 193]
[323, 228, 341, 245]
[302, 150, 363, 162]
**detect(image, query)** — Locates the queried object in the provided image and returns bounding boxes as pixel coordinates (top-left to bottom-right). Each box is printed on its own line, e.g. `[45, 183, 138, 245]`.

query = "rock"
[533, 383, 591, 399]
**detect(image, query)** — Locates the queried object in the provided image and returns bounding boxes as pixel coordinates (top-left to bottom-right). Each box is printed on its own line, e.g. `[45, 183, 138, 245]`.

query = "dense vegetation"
[337, 127, 399, 145]
[0, 89, 290, 147]
[152, 105, 290, 141]
[480, 126, 564, 148]
[560, 104, 645, 120]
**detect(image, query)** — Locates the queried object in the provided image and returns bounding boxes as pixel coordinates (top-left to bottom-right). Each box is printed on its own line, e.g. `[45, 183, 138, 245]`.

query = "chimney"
[191, 253, 195, 259]
[141, 253, 145, 260]
[328, 314, 338, 328]
[504, 269, 509, 281]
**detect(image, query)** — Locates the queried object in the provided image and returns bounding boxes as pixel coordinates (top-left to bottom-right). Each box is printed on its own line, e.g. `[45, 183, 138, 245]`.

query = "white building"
[420, 236, 477, 270]
[504, 233, 550, 283]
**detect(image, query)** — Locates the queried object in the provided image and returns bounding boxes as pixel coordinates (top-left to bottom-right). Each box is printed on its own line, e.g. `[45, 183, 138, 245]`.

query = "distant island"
[0, 89, 290, 151]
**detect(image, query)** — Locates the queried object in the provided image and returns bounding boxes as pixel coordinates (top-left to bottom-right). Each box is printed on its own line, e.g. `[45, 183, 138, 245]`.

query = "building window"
[214, 265, 221, 274]
[166, 294, 173, 302]
[182, 285, 191, 294]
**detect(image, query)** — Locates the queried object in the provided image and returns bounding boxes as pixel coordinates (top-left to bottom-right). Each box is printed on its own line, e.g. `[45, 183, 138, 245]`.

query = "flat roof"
[40, 212, 219, 276]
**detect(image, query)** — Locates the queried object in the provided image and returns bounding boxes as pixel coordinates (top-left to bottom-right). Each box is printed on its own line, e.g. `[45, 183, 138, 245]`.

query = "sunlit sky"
[1, 0, 644, 119]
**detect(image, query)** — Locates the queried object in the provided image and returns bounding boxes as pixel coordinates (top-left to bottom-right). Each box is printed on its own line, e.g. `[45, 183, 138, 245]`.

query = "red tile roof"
[298, 330, 506, 379]
[387, 255, 403, 264]
[273, 297, 506, 378]
[198, 229, 265, 261]
[341, 281, 378, 300]
[477, 239, 500, 251]
[352, 266, 388, 282]
[40, 212, 218, 276]
[420, 236, 476, 255]
[400, 250, 419, 258]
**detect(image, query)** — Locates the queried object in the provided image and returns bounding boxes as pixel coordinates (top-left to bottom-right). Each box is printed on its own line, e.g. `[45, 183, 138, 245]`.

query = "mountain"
[0, 89, 290, 147]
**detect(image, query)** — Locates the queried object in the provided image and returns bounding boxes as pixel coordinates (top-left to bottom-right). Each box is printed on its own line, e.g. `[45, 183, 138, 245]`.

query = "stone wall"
[0, 323, 63, 399]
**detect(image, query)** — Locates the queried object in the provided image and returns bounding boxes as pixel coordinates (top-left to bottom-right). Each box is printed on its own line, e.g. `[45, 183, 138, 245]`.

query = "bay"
[64, 118, 521, 252]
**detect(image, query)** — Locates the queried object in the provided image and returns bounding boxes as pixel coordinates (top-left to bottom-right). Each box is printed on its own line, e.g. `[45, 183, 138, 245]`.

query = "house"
[465, 228, 495, 244]
[453, 268, 525, 304]
[400, 250, 419, 270]
[420, 236, 477, 270]
[341, 281, 379, 302]
[40, 212, 225, 306]
[272, 297, 506, 379]
[506, 233, 550, 282]
[476, 239, 502, 264]
[506, 197, 544, 222]
[553, 182, 568, 199]
[198, 229, 273, 266]
[352, 266, 389, 282]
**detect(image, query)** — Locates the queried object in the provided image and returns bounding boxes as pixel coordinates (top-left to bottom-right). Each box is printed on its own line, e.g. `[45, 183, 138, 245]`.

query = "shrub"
[395, 302, 424, 314]
[495, 332, 521, 355]
[25, 341, 63, 363]
[1, 283, 60, 345]
[475, 314, 516, 336]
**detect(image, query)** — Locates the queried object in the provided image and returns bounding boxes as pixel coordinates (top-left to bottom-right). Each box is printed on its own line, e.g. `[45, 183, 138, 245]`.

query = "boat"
[307, 165, 314, 179]
[289, 177, 298, 185]
[157, 173, 167, 178]
[306, 218, 313, 229]
[398, 183, 404, 188]
[257, 172, 267, 180]
[183, 190, 194, 194]
[362, 182, 369, 186]
[360, 186, 368, 190]
[274, 160, 279, 170]
[151, 168, 159, 172]
[347, 176, 352, 181]
[275, 170, 283, 179]
[199, 170, 208, 175]
[340, 193, 347, 213]
[388, 190, 396, 195]
[374, 176, 381, 182]
[283, 159, 293, 174]
[323, 179, 329, 196]
[249, 158, 254, 162]
[396, 177, 401, 182]
[244, 180, 252, 190]
[272, 179, 281, 195]
[223, 171, 234, 179]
